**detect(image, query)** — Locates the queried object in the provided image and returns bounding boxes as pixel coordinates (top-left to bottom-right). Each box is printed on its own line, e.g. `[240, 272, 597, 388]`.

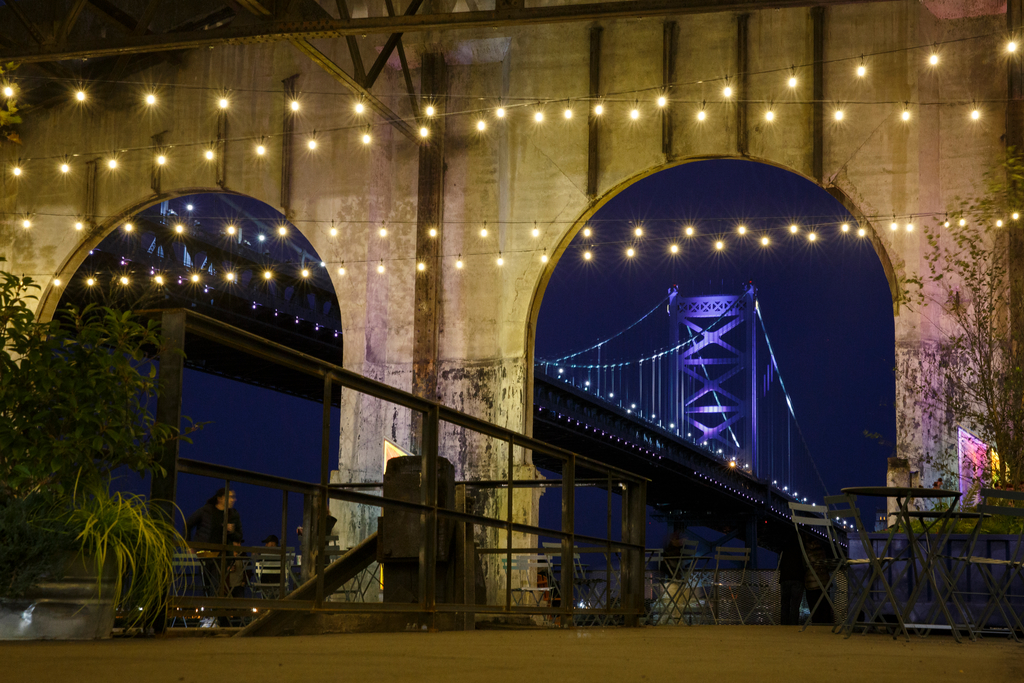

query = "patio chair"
[789, 500, 857, 631]
[654, 538, 704, 625]
[966, 489, 1024, 640]
[705, 545, 751, 624]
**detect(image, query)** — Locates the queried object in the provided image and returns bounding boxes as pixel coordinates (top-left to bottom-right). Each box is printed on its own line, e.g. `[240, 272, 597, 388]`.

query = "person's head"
[262, 535, 279, 547]
[208, 487, 236, 509]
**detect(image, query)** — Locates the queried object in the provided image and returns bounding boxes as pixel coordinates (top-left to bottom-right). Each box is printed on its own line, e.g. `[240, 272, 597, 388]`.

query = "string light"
[669, 244, 679, 254]
[857, 227, 866, 236]
[354, 102, 365, 114]
[21, 219, 30, 228]
[906, 222, 914, 231]
[76, 90, 86, 102]
[996, 219, 1004, 227]
[594, 104, 604, 115]
[419, 127, 429, 138]
[377, 262, 385, 274]
[856, 63, 866, 77]
[971, 108, 981, 120]
[657, 95, 667, 107]
[3, 85, 14, 97]
[174, 224, 184, 233]
[156, 155, 166, 165]
[330, 227, 338, 236]
[123, 223, 133, 232]
[428, 228, 437, 237]
[634, 226, 643, 237]
[278, 226, 288, 236]
[1013, 212, 1020, 220]
[307, 138, 317, 150]
[417, 262, 426, 271]
[145, 93, 156, 105]
[290, 100, 300, 111]
[582, 227, 591, 237]
[715, 240, 724, 250]
[204, 149, 214, 160]
[564, 106, 573, 119]
[960, 218, 967, 226]
[532, 224, 540, 237]
[788, 76, 797, 88]
[456, 256, 464, 269]
[583, 251, 592, 260]
[476, 120, 487, 131]
[685, 226, 695, 236]
[496, 254, 504, 266]
[60, 163, 70, 173]
[697, 109, 706, 121]
[75, 222, 83, 230]
[425, 105, 435, 116]
[86, 277, 95, 286]
[902, 107, 911, 121]
[540, 251, 548, 263]
[108, 159, 117, 169]
[808, 232, 817, 241]
[496, 107, 506, 118]
[338, 264, 346, 275]
[929, 53, 939, 65]
[226, 272, 235, 281]
[630, 106, 640, 120]
[227, 225, 236, 235]
[301, 268, 310, 277]
[361, 133, 371, 144]
[890, 221, 899, 231]
[761, 236, 770, 246]
[841, 223, 850, 232]
[12, 166, 21, 176]
[53, 279, 62, 287]
[723, 85, 732, 98]
[834, 110, 844, 121]
[737, 225, 747, 235]
[190, 274, 200, 283]
[626, 247, 635, 257]
[1010, 41, 1019, 53]
[534, 111, 544, 122]
[789, 224, 798, 234]
[263, 270, 273, 279]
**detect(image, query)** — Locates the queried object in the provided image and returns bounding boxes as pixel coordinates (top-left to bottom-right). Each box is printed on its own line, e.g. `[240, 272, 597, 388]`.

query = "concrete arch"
[35, 187, 350, 341]
[522, 154, 899, 434]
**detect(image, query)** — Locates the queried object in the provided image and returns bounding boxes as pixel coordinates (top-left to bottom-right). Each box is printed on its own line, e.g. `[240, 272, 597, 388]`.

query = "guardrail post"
[152, 309, 185, 512]
[315, 373, 332, 607]
[419, 404, 440, 616]
[505, 437, 514, 612]
[562, 454, 575, 624]
[455, 484, 475, 630]
[621, 478, 646, 627]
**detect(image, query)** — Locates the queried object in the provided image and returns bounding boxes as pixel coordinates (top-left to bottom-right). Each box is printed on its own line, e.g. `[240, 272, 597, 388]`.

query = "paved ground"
[5, 626, 1023, 683]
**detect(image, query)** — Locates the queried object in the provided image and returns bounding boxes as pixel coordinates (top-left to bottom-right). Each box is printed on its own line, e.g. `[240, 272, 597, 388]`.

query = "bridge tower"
[668, 284, 758, 475]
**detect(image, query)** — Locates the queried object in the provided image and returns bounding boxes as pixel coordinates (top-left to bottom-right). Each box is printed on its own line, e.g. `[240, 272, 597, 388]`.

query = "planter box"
[848, 533, 1024, 629]
[0, 554, 116, 640]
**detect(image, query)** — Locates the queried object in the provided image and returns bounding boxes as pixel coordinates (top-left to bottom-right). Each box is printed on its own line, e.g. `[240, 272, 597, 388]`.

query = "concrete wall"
[0, 1, 1007, 535]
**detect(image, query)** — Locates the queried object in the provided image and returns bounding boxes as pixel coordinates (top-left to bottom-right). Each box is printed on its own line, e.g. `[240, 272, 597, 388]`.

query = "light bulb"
[634, 227, 643, 237]
[971, 109, 980, 120]
[456, 258, 464, 269]
[329, 227, 338, 236]
[737, 225, 746, 235]
[1010, 41, 1019, 53]
[907, 223, 915, 231]
[857, 228, 866, 236]
[534, 111, 544, 122]
[765, 110, 775, 121]
[190, 274, 200, 283]
[929, 54, 939, 65]
[425, 105, 435, 116]
[86, 278, 95, 286]
[338, 266, 346, 275]
[218, 98, 229, 109]
[532, 227, 540, 237]
[12, 166, 21, 176]
[685, 226, 694, 236]
[354, 102, 365, 114]
[157, 155, 166, 165]
[76, 90, 86, 102]
[997, 219, 1004, 227]
[290, 100, 300, 111]
[715, 241, 724, 250]
[761, 236, 770, 246]
[564, 108, 573, 119]
[227, 225, 236, 235]
[258, 234, 266, 241]
[145, 93, 156, 105]
[60, 163, 69, 173]
[476, 120, 486, 131]
[108, 159, 117, 169]
[361, 133, 371, 144]
[308, 139, 317, 150]
[583, 251, 592, 260]
[582, 227, 591, 237]
[1014, 212, 1020, 220]
[417, 262, 426, 271]
[626, 248, 635, 257]
[630, 108, 640, 120]
[540, 253, 548, 263]
[496, 256, 504, 266]
[902, 109, 911, 121]
[496, 107, 506, 118]
[959, 218, 967, 226]
[155, 275, 164, 284]
[480, 228, 488, 237]
[75, 222, 84, 230]
[264, 270, 273, 279]
[890, 221, 899, 231]
[428, 228, 437, 237]
[594, 104, 604, 115]
[175, 224, 184, 234]
[379, 227, 387, 237]
[841, 223, 850, 232]
[301, 268, 310, 277]
[723, 86, 732, 97]
[697, 110, 706, 121]
[789, 224, 798, 233]
[419, 127, 429, 138]
[123, 223, 133, 232]
[669, 244, 679, 254]
[657, 95, 667, 107]
[21, 219, 30, 228]
[788, 76, 797, 88]
[278, 226, 288, 236]
[808, 232, 817, 241]
[3, 85, 14, 97]
[834, 110, 844, 121]
[205, 149, 214, 160]
[856, 64, 866, 77]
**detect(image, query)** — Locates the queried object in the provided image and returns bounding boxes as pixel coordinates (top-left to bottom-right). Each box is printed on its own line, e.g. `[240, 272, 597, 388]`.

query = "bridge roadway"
[532, 372, 819, 556]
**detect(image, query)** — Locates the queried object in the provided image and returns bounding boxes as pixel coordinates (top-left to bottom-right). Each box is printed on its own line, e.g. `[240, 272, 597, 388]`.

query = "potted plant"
[0, 262, 191, 639]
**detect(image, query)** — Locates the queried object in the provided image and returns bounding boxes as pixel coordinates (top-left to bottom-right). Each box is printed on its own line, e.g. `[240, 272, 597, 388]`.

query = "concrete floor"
[5, 626, 1023, 683]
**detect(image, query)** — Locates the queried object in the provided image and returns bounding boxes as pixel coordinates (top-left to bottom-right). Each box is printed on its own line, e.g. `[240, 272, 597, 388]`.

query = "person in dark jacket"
[186, 488, 243, 608]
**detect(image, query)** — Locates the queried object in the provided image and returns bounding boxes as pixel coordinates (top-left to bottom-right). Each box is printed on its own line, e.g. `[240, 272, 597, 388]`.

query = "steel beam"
[0, 0, 891, 64]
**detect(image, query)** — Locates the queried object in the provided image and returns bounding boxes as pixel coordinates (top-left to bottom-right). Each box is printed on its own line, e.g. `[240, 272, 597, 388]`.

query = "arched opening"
[528, 159, 896, 567]
[45, 191, 344, 559]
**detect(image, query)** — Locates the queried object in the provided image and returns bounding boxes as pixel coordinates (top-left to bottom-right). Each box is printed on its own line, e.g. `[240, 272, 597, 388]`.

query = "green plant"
[0, 495, 74, 598]
[1, 63, 22, 144]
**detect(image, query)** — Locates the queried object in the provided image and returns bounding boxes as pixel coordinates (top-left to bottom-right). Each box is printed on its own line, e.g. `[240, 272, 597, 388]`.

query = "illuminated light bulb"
[3, 85, 14, 97]
[456, 257, 464, 269]
[729, 461, 736, 468]
[354, 102, 365, 114]
[890, 221, 899, 231]
[108, 159, 117, 169]
[685, 226, 694, 236]
[996, 219, 1004, 227]
[594, 104, 604, 115]
[857, 227, 866, 236]
[278, 226, 288, 236]
[789, 224, 799, 234]
[329, 227, 338, 237]
[907, 223, 915, 231]
[301, 268, 310, 278]
[657, 95, 667, 107]
[841, 223, 850, 232]
[626, 248, 635, 257]
[226, 272, 235, 281]
[419, 127, 429, 138]
[75, 222, 83, 230]
[60, 163, 69, 173]
[534, 111, 544, 122]
[630, 108, 640, 120]
[929, 54, 939, 65]
[971, 109, 980, 120]
[761, 236, 770, 246]
[496, 107, 506, 118]
[1010, 41, 1019, 53]
[338, 265, 346, 275]
[737, 225, 747, 235]
[378, 227, 387, 238]
[21, 219, 30, 228]
[532, 227, 540, 237]
[157, 155, 166, 165]
[540, 253, 548, 263]
[190, 274, 200, 283]
[417, 262, 426, 271]
[175, 224, 184, 233]
[428, 228, 437, 237]
[765, 110, 775, 121]
[53, 279, 62, 287]
[307, 139, 317, 150]
[119, 276, 130, 287]
[959, 218, 967, 226]
[187, 204, 193, 212]
[256, 145, 266, 156]
[218, 98, 229, 109]
[564, 108, 573, 119]
[788, 76, 797, 88]
[634, 227, 643, 237]
[227, 225, 236, 235]
[476, 120, 486, 131]
[425, 105, 435, 116]
[715, 240, 724, 250]
[857, 64, 866, 77]
[264, 270, 273, 279]
[834, 110, 844, 121]
[12, 166, 21, 176]
[258, 234, 266, 241]
[290, 100, 300, 111]
[583, 251, 592, 260]
[1014, 212, 1020, 220]
[697, 110, 706, 121]
[145, 94, 156, 105]
[808, 232, 817, 241]
[480, 228, 488, 237]
[205, 149, 214, 160]
[361, 133, 371, 144]
[496, 255, 504, 266]
[902, 109, 911, 121]
[86, 277, 95, 286]
[723, 86, 732, 97]
[76, 90, 86, 102]
[670, 244, 679, 254]
[944, 220, 950, 227]
[123, 223, 133, 232]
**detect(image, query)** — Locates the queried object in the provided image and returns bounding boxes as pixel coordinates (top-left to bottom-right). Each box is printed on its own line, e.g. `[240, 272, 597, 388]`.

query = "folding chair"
[966, 489, 1024, 640]
[789, 501, 857, 631]
[705, 546, 751, 624]
[506, 554, 555, 608]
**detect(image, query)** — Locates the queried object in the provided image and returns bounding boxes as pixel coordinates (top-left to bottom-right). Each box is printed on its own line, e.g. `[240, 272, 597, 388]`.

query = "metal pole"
[562, 454, 575, 623]
[420, 404, 440, 614]
[505, 437, 514, 612]
[315, 374, 331, 607]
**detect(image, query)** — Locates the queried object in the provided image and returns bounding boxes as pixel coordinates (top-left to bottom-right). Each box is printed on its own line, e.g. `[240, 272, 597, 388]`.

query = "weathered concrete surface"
[0, 1, 1010, 504]
[4, 627, 1022, 683]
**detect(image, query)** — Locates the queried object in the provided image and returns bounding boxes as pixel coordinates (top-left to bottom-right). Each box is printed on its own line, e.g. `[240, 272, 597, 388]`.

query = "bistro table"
[840, 486, 963, 641]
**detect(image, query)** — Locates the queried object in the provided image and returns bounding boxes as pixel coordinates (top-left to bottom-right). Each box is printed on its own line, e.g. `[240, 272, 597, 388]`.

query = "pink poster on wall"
[957, 427, 990, 502]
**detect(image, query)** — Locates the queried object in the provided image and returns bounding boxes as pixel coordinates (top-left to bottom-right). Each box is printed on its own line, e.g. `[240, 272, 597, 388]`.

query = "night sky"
[108, 159, 896, 552]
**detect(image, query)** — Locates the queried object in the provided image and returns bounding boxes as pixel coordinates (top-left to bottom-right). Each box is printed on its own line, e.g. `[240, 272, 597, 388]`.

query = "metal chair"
[789, 500, 859, 631]
[655, 538, 705, 625]
[705, 545, 751, 624]
[965, 489, 1024, 640]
